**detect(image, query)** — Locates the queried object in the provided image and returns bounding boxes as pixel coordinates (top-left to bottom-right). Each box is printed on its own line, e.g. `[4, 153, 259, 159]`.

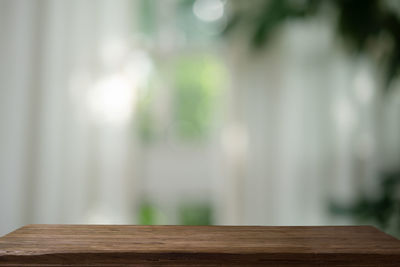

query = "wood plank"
[0, 224, 399, 266]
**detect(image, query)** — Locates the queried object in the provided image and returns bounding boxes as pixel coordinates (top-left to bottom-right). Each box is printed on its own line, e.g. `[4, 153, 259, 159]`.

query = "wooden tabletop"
[0, 225, 399, 266]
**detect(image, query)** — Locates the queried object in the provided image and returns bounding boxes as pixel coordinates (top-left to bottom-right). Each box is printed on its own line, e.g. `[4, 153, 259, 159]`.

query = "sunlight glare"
[193, 0, 224, 22]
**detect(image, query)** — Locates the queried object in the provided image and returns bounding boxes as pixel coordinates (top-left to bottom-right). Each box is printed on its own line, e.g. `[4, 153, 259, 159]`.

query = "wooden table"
[0, 225, 399, 266]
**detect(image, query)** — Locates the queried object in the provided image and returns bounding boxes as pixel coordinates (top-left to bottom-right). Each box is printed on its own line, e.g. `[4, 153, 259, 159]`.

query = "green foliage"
[335, 0, 400, 90]
[179, 201, 213, 225]
[224, 0, 321, 48]
[336, 0, 381, 51]
[224, 0, 400, 90]
[138, 0, 156, 37]
[138, 201, 160, 225]
[138, 200, 213, 225]
[173, 55, 225, 140]
[330, 171, 400, 237]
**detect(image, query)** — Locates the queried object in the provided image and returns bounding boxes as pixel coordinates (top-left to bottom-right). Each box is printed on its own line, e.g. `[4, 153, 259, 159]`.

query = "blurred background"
[1, 0, 400, 237]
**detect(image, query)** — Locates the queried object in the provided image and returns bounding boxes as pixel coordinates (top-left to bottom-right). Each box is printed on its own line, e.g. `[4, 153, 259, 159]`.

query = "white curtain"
[0, 0, 137, 235]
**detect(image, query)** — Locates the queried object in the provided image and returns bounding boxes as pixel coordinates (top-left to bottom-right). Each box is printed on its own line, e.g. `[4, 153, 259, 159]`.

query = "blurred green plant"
[224, 0, 400, 91]
[138, 201, 161, 225]
[224, 0, 400, 236]
[330, 171, 400, 237]
[179, 201, 213, 225]
[138, 0, 156, 37]
[173, 55, 226, 140]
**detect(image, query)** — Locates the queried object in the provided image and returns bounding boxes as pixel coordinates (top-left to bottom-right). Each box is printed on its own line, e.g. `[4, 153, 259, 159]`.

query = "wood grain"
[0, 224, 399, 266]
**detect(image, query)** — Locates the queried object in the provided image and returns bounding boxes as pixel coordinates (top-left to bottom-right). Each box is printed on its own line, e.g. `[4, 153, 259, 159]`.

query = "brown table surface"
[0, 224, 399, 266]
